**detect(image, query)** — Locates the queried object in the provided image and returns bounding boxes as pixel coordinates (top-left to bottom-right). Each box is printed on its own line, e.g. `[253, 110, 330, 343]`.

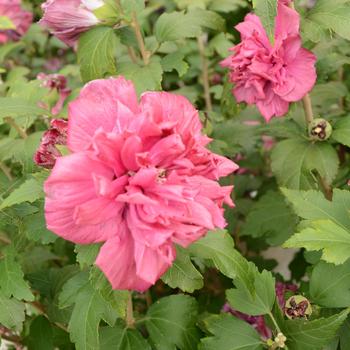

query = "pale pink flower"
[0, 0, 32, 44]
[221, 2, 316, 122]
[39, 0, 103, 46]
[44, 77, 238, 291]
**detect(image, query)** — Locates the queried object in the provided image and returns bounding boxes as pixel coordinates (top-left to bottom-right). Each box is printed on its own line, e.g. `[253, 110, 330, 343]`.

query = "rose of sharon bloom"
[39, 0, 103, 46]
[0, 0, 32, 44]
[34, 119, 68, 169]
[37, 73, 71, 115]
[44, 77, 238, 291]
[221, 2, 317, 122]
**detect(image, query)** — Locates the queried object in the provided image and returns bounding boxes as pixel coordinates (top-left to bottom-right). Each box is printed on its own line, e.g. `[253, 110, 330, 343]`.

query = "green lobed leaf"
[100, 321, 151, 350]
[283, 309, 350, 350]
[67, 282, 117, 350]
[332, 116, 350, 147]
[0, 97, 46, 122]
[208, 0, 248, 13]
[78, 26, 117, 82]
[226, 269, 276, 316]
[310, 260, 350, 308]
[241, 191, 298, 245]
[155, 11, 202, 42]
[24, 212, 57, 244]
[199, 314, 264, 350]
[0, 177, 44, 210]
[117, 58, 163, 95]
[282, 188, 350, 231]
[26, 316, 54, 350]
[161, 52, 189, 77]
[0, 245, 34, 301]
[306, 0, 350, 41]
[339, 317, 350, 350]
[252, 0, 278, 42]
[145, 294, 200, 350]
[0, 290, 25, 330]
[75, 244, 101, 269]
[162, 246, 204, 293]
[188, 230, 255, 294]
[284, 220, 350, 265]
[187, 8, 226, 32]
[271, 138, 339, 190]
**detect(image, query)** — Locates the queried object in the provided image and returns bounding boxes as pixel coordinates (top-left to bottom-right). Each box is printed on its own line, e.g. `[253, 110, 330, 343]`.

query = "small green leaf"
[75, 244, 101, 269]
[187, 8, 226, 32]
[0, 246, 34, 301]
[0, 97, 46, 122]
[282, 188, 350, 231]
[332, 116, 350, 147]
[68, 283, 117, 350]
[241, 191, 298, 245]
[100, 321, 151, 350]
[189, 230, 255, 294]
[78, 26, 117, 82]
[24, 212, 57, 244]
[0, 42, 24, 63]
[162, 246, 203, 293]
[0, 178, 44, 210]
[252, 0, 278, 42]
[284, 220, 350, 265]
[271, 138, 339, 190]
[0, 290, 25, 330]
[26, 316, 54, 350]
[227, 269, 275, 316]
[155, 11, 202, 42]
[283, 309, 350, 350]
[310, 260, 350, 308]
[199, 314, 264, 350]
[117, 59, 163, 95]
[161, 52, 189, 77]
[145, 294, 200, 350]
[306, 0, 350, 41]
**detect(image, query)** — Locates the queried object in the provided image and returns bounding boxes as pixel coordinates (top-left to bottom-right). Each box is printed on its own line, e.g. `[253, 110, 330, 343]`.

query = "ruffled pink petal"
[134, 240, 175, 284]
[256, 91, 290, 122]
[282, 48, 317, 102]
[67, 77, 138, 152]
[95, 234, 151, 292]
[121, 135, 143, 171]
[44, 153, 118, 243]
[275, 2, 300, 40]
[235, 14, 270, 48]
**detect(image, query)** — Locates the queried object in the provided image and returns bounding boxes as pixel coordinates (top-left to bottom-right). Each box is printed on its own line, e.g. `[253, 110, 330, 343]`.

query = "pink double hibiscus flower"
[221, 1, 317, 121]
[44, 77, 238, 291]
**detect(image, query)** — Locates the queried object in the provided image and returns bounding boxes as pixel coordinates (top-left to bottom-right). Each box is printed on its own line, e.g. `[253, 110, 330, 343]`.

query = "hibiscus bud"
[284, 295, 312, 320]
[39, 0, 103, 47]
[308, 118, 332, 141]
[34, 119, 68, 169]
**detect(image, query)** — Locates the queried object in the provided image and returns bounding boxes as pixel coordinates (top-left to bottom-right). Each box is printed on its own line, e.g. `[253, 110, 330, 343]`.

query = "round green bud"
[308, 118, 332, 141]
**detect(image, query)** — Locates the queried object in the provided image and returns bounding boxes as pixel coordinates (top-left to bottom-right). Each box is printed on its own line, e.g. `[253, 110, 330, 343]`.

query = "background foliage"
[1, 0, 350, 349]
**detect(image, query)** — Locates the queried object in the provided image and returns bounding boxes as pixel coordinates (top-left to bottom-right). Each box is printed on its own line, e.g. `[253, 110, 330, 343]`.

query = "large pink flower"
[39, 0, 103, 46]
[0, 0, 32, 44]
[221, 2, 316, 122]
[44, 77, 238, 291]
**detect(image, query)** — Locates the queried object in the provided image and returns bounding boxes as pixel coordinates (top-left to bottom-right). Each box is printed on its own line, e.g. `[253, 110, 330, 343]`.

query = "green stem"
[302, 94, 314, 125]
[268, 312, 282, 334]
[126, 292, 135, 328]
[131, 12, 150, 65]
[4, 117, 27, 138]
[197, 35, 213, 112]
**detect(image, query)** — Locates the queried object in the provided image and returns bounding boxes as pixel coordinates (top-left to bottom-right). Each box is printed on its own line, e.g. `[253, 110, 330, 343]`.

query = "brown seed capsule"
[308, 118, 332, 141]
[284, 295, 312, 320]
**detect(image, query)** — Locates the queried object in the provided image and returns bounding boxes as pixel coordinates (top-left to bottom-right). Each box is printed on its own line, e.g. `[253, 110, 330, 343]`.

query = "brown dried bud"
[308, 118, 332, 141]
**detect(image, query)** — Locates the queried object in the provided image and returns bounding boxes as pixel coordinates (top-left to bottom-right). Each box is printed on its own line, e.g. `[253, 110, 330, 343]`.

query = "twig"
[302, 94, 313, 125]
[131, 12, 150, 65]
[197, 35, 213, 112]
[319, 176, 333, 201]
[4, 117, 27, 139]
